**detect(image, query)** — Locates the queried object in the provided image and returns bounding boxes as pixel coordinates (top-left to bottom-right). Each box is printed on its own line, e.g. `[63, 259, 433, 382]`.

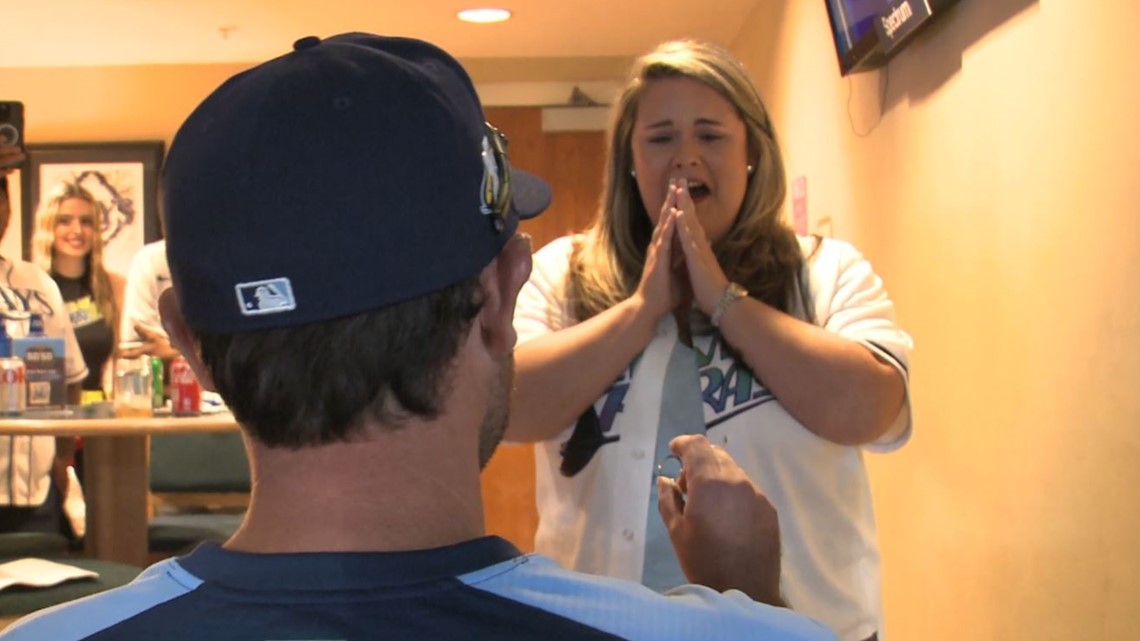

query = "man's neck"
[225, 420, 487, 554]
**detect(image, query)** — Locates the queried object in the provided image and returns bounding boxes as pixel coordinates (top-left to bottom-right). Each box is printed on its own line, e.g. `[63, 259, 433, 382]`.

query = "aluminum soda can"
[170, 355, 201, 416]
[0, 356, 27, 416]
[151, 356, 165, 409]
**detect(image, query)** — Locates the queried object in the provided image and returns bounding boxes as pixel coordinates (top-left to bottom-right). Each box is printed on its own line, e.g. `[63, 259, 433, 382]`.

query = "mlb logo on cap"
[236, 278, 297, 316]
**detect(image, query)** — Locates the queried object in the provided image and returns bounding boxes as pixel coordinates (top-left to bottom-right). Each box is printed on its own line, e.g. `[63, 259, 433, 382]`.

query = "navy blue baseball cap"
[163, 32, 551, 332]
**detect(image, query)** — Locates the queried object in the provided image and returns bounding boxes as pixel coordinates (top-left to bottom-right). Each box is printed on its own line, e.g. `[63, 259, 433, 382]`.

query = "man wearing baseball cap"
[0, 33, 833, 640]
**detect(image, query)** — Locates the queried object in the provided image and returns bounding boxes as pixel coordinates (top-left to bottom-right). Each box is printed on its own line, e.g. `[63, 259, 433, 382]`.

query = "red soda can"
[170, 355, 201, 416]
[0, 356, 26, 416]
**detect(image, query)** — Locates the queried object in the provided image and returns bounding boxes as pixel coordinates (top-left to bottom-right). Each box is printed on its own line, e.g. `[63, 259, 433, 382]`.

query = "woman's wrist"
[623, 293, 667, 341]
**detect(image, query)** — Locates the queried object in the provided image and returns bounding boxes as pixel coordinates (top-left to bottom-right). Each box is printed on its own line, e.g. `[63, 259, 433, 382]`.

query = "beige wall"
[733, 1, 1140, 639]
[1, 64, 253, 143]
[0, 64, 251, 258]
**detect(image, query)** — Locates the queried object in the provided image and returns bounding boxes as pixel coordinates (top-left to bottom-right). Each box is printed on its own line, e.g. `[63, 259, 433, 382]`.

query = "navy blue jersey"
[1, 537, 835, 640]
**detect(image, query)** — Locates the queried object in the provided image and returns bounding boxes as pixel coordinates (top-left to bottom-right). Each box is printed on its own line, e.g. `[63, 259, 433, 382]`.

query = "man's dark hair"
[195, 276, 484, 448]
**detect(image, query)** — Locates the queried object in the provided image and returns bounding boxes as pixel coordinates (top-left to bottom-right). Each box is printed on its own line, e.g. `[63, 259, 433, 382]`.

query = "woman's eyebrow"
[644, 117, 727, 129]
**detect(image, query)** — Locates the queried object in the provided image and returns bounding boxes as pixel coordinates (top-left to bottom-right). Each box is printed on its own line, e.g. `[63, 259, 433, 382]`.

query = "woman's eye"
[647, 135, 672, 144]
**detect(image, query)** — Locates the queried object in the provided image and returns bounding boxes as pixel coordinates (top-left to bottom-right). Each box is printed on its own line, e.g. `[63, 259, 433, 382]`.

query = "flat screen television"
[826, 0, 963, 75]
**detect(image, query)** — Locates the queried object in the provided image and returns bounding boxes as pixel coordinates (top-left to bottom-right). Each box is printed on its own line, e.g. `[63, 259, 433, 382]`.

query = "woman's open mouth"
[687, 180, 711, 202]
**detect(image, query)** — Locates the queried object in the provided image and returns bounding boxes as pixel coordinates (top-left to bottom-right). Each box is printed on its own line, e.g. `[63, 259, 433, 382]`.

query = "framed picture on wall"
[21, 141, 164, 279]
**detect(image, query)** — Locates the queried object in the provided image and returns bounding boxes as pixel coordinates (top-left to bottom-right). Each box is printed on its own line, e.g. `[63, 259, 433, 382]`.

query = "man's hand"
[656, 435, 784, 606]
[119, 324, 180, 361]
[52, 436, 77, 497]
[0, 146, 26, 175]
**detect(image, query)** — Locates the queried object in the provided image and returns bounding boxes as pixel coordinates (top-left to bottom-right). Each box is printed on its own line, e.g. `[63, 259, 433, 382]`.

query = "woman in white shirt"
[509, 39, 913, 641]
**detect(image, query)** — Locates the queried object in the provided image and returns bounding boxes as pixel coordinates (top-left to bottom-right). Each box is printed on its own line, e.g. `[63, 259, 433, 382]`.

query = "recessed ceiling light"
[457, 8, 512, 24]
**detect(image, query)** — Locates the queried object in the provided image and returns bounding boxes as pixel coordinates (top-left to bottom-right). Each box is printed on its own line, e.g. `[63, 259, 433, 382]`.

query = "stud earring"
[630, 169, 637, 178]
[746, 164, 754, 174]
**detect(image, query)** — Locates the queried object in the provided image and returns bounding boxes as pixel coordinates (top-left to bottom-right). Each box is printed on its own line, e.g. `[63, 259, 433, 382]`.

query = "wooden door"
[479, 107, 605, 551]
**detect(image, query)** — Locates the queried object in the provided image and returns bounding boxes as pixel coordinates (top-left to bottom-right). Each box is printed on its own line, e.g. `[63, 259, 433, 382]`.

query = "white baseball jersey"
[0, 256, 88, 507]
[514, 235, 913, 641]
[119, 240, 171, 342]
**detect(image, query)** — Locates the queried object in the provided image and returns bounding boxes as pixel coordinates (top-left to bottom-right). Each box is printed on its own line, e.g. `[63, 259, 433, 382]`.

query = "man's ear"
[157, 288, 218, 392]
[477, 234, 533, 358]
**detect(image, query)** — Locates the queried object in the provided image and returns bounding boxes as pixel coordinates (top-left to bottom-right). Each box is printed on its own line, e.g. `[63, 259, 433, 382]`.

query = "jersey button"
[621, 529, 634, 541]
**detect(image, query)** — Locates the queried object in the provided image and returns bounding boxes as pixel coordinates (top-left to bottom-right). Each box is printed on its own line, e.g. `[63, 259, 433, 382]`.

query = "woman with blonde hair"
[32, 180, 123, 397]
[510, 39, 912, 641]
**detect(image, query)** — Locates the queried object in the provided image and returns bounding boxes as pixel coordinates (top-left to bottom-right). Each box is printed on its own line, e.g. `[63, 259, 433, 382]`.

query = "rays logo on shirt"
[596, 355, 643, 434]
[0, 287, 57, 317]
[695, 334, 776, 429]
[558, 356, 641, 477]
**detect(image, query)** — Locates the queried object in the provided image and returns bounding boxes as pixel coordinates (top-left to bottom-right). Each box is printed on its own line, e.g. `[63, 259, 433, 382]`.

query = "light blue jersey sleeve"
[462, 554, 837, 641]
[0, 560, 201, 641]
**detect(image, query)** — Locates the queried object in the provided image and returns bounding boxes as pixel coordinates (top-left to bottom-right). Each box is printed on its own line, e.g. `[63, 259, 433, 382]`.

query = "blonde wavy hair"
[568, 39, 813, 323]
[32, 181, 119, 335]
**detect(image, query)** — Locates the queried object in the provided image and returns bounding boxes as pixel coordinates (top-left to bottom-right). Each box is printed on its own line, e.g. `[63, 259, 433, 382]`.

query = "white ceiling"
[6, 0, 764, 80]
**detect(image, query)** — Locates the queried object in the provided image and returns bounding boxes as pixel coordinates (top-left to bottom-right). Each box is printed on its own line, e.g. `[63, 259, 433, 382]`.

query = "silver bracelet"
[711, 282, 749, 328]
